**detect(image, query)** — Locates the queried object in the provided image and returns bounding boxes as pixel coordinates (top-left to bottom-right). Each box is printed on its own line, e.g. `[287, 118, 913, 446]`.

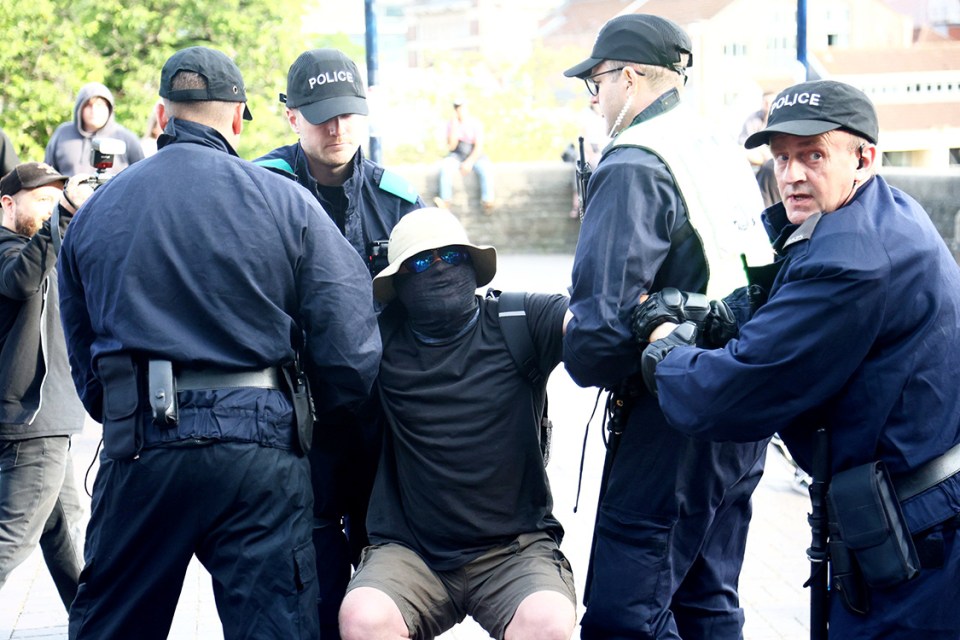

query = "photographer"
[44, 82, 143, 176]
[255, 47, 424, 637]
[0, 162, 93, 610]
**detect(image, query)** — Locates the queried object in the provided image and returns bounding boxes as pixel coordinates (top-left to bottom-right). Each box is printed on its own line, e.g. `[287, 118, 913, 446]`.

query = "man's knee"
[339, 586, 409, 640]
[505, 590, 577, 640]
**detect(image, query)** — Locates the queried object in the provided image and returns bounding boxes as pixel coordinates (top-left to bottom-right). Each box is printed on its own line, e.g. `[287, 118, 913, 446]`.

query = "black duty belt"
[176, 366, 282, 391]
[894, 441, 960, 502]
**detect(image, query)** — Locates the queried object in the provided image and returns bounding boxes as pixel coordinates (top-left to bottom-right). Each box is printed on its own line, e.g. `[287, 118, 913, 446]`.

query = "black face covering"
[395, 260, 479, 339]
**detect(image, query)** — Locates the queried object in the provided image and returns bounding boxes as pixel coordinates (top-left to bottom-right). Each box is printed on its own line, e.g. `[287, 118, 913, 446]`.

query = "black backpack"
[488, 289, 553, 466]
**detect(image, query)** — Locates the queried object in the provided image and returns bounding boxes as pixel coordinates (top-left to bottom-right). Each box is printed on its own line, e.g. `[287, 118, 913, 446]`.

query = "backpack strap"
[492, 290, 544, 387]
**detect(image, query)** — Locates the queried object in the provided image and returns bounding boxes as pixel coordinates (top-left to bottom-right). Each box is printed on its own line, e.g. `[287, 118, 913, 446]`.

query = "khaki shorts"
[347, 531, 576, 640]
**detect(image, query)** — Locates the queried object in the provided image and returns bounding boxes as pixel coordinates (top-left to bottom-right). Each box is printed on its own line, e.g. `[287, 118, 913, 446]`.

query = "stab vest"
[609, 101, 773, 297]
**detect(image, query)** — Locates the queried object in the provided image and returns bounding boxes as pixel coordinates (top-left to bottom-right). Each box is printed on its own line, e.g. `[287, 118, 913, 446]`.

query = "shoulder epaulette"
[377, 169, 419, 204]
[782, 212, 824, 250]
[254, 157, 297, 180]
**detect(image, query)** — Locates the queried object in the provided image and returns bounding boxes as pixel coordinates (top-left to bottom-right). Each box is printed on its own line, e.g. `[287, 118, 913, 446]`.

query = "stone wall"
[399, 162, 583, 253]
[396, 162, 960, 261]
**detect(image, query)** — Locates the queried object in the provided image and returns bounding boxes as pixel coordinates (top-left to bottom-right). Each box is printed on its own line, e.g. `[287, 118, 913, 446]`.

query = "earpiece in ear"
[856, 144, 865, 170]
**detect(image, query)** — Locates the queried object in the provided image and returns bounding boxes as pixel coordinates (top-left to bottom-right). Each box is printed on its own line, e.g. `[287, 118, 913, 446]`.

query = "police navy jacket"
[58, 118, 381, 449]
[563, 96, 708, 389]
[655, 175, 960, 534]
[254, 142, 423, 260]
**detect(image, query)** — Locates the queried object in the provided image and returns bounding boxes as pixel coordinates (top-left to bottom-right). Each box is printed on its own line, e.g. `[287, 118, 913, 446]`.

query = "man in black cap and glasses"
[255, 47, 424, 638]
[561, 13, 774, 639]
[637, 79, 960, 639]
[59, 46, 381, 639]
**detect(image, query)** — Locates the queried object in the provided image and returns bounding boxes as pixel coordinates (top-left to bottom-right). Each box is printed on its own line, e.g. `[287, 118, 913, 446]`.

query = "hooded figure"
[44, 82, 145, 176]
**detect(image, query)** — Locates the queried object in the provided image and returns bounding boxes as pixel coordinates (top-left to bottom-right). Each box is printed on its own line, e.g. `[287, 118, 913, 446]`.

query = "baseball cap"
[744, 80, 879, 149]
[159, 46, 252, 121]
[280, 49, 368, 125]
[564, 14, 693, 79]
[372, 208, 497, 304]
[1, 162, 67, 198]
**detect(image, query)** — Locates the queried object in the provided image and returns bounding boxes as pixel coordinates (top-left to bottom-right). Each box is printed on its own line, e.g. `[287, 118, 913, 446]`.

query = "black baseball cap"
[564, 14, 693, 79]
[160, 46, 252, 121]
[744, 80, 879, 149]
[280, 49, 368, 125]
[1, 162, 67, 198]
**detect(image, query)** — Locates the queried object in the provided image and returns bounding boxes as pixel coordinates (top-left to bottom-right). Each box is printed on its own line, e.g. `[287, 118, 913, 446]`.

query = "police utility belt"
[826, 442, 960, 615]
[96, 355, 313, 461]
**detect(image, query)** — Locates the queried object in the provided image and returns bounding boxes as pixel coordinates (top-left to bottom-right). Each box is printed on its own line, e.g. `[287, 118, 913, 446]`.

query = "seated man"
[339, 208, 576, 640]
[435, 100, 495, 212]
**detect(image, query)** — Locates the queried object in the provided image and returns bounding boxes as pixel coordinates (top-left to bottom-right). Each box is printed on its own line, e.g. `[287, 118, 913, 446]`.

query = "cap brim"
[744, 119, 841, 149]
[372, 244, 497, 304]
[299, 97, 369, 125]
[564, 57, 602, 79]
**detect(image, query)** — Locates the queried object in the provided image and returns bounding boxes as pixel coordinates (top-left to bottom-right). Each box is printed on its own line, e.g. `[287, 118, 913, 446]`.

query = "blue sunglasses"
[401, 246, 470, 274]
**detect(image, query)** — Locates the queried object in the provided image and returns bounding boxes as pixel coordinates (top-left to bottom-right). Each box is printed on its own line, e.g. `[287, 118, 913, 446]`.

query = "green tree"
[0, 0, 311, 162]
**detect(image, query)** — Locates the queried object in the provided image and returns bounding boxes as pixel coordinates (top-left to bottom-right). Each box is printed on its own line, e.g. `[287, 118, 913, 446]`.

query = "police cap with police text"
[1, 162, 67, 198]
[564, 14, 693, 79]
[160, 46, 252, 120]
[280, 49, 368, 125]
[744, 80, 879, 149]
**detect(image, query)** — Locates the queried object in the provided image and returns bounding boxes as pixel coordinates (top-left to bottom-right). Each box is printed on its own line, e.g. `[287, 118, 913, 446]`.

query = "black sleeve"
[0, 129, 19, 176]
[524, 293, 569, 377]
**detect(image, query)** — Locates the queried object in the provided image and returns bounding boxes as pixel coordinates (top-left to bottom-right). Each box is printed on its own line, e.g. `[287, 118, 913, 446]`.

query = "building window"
[950, 148, 960, 165]
[883, 151, 913, 167]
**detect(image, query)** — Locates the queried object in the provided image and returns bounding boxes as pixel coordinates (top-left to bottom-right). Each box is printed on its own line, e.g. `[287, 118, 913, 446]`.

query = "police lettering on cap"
[159, 46, 252, 121]
[564, 14, 693, 79]
[744, 80, 879, 149]
[0, 162, 68, 198]
[280, 49, 369, 126]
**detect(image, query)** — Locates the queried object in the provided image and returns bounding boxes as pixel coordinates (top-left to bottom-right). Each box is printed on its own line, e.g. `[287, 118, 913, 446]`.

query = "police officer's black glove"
[702, 299, 738, 349]
[641, 321, 697, 396]
[631, 288, 709, 347]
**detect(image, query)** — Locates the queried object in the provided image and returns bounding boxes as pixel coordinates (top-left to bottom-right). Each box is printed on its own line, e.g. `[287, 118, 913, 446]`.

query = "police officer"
[254, 47, 422, 638]
[59, 46, 381, 639]
[639, 80, 960, 637]
[561, 14, 773, 639]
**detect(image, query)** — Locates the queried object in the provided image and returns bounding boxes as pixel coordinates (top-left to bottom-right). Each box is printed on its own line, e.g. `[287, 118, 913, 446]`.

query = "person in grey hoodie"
[44, 82, 144, 176]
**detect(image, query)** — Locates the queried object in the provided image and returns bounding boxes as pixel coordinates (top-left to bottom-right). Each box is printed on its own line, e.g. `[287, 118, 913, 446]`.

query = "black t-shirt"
[368, 293, 568, 571]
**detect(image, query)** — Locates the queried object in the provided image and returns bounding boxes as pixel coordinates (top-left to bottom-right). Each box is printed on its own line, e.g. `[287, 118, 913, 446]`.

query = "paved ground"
[1, 254, 812, 639]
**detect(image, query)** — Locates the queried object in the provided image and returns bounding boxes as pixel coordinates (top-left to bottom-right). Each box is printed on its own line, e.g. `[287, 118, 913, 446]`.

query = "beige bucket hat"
[372, 207, 497, 304]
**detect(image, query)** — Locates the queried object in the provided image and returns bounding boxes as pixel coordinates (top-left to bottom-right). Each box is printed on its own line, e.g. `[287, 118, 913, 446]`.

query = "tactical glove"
[631, 288, 709, 347]
[641, 321, 697, 396]
[702, 299, 738, 348]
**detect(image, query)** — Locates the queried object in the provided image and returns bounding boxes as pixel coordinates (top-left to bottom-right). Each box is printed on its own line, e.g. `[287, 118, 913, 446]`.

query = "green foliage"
[0, 0, 311, 162]
[0, 3, 591, 168]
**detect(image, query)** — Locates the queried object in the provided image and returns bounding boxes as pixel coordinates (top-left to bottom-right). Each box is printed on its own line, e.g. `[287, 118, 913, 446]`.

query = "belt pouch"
[827, 520, 870, 614]
[827, 461, 920, 588]
[282, 363, 314, 456]
[95, 354, 143, 460]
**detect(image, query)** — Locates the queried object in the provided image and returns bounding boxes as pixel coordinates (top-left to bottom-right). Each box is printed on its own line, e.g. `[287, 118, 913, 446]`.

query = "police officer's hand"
[59, 174, 96, 215]
[702, 299, 739, 348]
[631, 288, 709, 347]
[641, 321, 697, 396]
